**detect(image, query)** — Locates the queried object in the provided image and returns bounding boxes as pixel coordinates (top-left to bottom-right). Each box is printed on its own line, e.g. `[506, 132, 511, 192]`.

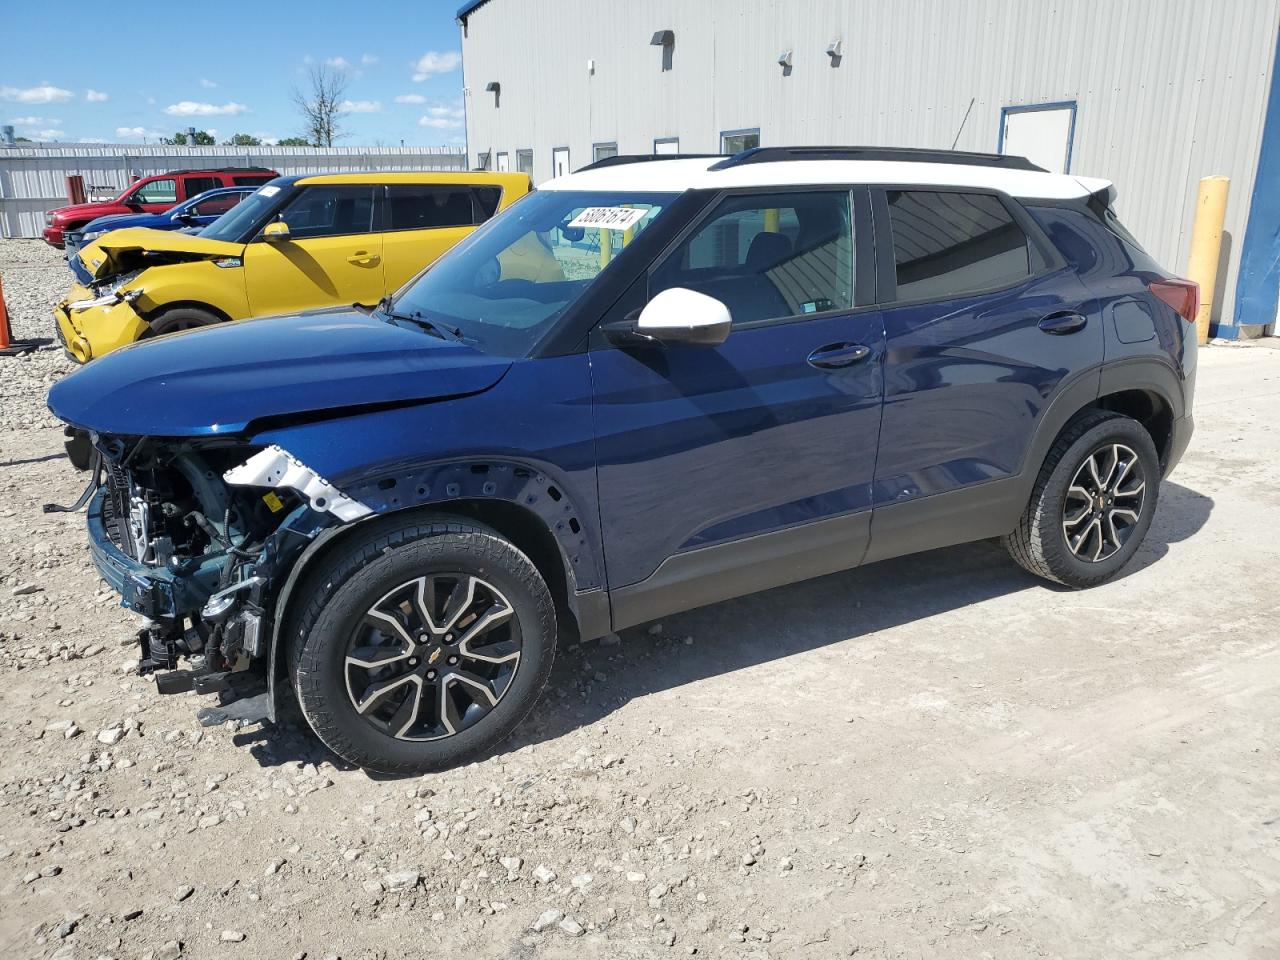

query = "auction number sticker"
[567, 206, 650, 231]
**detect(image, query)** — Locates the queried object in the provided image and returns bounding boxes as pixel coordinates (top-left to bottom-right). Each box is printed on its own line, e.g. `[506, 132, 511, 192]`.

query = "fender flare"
[261, 456, 599, 723]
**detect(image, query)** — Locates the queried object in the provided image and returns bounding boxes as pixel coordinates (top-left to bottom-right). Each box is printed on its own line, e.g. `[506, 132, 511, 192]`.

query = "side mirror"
[611, 287, 732, 346]
[262, 220, 291, 242]
[174, 210, 197, 223]
[124, 195, 145, 208]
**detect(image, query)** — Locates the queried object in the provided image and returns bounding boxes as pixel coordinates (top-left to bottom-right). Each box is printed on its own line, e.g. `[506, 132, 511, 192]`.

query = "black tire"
[288, 517, 556, 775]
[1003, 410, 1160, 588]
[148, 305, 223, 337]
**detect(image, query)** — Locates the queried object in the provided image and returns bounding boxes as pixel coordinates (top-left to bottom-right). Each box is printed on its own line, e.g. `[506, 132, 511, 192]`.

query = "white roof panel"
[542, 157, 1110, 201]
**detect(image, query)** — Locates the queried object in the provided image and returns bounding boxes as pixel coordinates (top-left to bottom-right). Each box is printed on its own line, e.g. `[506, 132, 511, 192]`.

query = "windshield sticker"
[567, 206, 651, 231]
[257, 185, 281, 198]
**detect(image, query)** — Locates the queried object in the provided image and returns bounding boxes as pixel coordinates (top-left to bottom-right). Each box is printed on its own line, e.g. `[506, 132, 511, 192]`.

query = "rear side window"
[652, 191, 855, 324]
[276, 185, 376, 239]
[885, 191, 1030, 301]
[384, 185, 504, 231]
[183, 176, 221, 197]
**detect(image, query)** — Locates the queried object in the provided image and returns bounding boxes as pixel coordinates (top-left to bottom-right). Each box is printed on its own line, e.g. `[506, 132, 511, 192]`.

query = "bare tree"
[292, 64, 349, 147]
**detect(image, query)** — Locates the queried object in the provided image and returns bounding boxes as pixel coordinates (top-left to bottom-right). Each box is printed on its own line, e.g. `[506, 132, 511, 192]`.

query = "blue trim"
[1233, 28, 1280, 332]
[457, 0, 491, 22]
[997, 100, 1078, 173]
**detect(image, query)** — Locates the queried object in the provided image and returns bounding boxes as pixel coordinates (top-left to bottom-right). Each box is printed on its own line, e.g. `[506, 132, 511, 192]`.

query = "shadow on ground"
[238, 480, 1213, 776]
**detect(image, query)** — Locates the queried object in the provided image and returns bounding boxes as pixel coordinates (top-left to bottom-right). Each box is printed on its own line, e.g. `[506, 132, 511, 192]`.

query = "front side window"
[389, 189, 675, 356]
[651, 191, 854, 325]
[885, 190, 1031, 301]
[275, 185, 376, 240]
[188, 192, 247, 217]
[134, 178, 177, 204]
[199, 184, 286, 243]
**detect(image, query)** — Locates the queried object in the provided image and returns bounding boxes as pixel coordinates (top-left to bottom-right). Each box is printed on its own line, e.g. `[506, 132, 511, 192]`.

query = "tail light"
[1150, 278, 1199, 325]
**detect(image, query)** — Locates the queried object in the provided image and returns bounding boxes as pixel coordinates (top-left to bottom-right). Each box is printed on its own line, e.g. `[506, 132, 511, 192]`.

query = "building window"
[476, 151, 492, 171]
[516, 149, 533, 176]
[654, 137, 679, 155]
[998, 101, 1076, 174]
[593, 142, 618, 163]
[720, 128, 760, 154]
[496, 152, 510, 172]
[552, 147, 571, 178]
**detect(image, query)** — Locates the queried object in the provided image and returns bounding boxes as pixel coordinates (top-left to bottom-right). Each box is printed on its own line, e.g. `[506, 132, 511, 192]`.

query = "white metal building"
[458, 0, 1280, 336]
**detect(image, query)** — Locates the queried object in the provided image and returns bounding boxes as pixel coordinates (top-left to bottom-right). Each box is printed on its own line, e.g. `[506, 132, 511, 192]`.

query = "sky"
[1, 0, 470, 147]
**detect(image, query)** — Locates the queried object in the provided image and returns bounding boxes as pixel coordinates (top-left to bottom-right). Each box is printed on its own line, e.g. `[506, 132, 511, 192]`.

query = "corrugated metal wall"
[0, 145, 467, 240]
[461, 0, 1280, 328]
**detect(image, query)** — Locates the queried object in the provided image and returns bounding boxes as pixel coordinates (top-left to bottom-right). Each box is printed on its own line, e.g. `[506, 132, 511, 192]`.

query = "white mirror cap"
[636, 287, 732, 333]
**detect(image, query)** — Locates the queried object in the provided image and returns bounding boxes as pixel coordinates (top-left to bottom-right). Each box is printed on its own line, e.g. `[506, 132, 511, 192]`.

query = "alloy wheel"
[343, 574, 521, 741]
[1061, 443, 1147, 563]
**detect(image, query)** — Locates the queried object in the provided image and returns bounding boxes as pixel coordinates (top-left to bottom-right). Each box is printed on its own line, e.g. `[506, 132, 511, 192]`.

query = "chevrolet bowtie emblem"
[428, 648, 443, 665]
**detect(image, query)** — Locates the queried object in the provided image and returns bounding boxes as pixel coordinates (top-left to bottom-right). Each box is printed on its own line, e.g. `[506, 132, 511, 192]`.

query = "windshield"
[199, 183, 286, 242]
[388, 190, 676, 356]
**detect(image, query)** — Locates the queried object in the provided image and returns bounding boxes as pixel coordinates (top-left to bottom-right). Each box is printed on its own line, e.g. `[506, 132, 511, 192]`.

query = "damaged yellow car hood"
[76, 228, 245, 281]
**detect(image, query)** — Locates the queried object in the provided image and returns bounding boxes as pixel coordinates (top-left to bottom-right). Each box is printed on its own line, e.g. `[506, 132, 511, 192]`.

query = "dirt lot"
[0, 237, 1277, 960]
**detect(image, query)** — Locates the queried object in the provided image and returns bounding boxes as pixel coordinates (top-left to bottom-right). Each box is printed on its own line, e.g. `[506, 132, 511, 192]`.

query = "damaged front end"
[82, 435, 366, 721]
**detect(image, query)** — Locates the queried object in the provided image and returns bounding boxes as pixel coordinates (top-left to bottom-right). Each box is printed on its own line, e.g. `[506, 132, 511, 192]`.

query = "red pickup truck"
[43, 166, 278, 248]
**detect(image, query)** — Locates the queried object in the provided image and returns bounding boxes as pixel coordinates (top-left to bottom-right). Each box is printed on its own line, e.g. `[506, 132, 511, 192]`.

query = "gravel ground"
[0, 237, 1278, 960]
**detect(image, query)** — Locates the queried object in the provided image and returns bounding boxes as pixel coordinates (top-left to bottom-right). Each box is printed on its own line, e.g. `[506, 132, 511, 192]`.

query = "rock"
[96, 727, 125, 745]
[499, 855, 523, 877]
[220, 929, 246, 942]
[599, 632, 622, 646]
[384, 870, 421, 892]
[559, 917, 586, 936]
[175, 884, 195, 902]
[265, 858, 285, 876]
[626, 871, 646, 883]
[11, 584, 39, 596]
[532, 908, 563, 932]
[63, 722, 81, 739]
[532, 864, 556, 884]
[620, 816, 637, 834]
[779, 856, 794, 872]
[158, 940, 183, 960]
[571, 873, 593, 891]
[647, 623, 663, 635]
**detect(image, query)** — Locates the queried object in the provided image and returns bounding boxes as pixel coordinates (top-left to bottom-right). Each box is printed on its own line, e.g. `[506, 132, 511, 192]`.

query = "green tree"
[162, 130, 216, 145]
[277, 136, 311, 146]
[224, 133, 262, 146]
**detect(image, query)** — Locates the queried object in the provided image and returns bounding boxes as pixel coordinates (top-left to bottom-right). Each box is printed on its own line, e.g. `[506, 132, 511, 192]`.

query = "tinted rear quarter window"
[233, 174, 275, 186]
[886, 190, 1030, 301]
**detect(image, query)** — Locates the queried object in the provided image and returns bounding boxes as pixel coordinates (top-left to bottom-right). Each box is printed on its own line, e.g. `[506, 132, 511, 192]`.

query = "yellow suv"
[55, 172, 530, 362]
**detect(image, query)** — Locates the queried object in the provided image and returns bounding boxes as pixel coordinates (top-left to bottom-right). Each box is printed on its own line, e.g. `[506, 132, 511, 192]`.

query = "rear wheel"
[148, 305, 223, 337]
[289, 518, 556, 774]
[1004, 411, 1159, 587]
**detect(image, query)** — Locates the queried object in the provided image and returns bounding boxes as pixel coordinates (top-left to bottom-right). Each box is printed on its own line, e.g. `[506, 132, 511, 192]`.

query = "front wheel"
[1004, 411, 1160, 587]
[147, 305, 223, 337]
[289, 518, 557, 774]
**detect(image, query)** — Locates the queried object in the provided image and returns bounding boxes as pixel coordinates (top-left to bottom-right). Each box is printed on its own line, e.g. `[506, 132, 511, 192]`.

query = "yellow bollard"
[1185, 175, 1229, 345]
[599, 226, 612, 270]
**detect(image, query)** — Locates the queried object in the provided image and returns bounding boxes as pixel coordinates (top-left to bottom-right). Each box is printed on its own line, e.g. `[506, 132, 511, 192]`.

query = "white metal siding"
[461, 0, 1280, 327]
[0, 145, 466, 240]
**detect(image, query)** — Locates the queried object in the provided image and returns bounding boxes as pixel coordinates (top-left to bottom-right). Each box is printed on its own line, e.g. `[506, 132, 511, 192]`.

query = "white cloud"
[37, 129, 66, 140]
[339, 99, 382, 114]
[419, 114, 463, 130]
[361, 53, 379, 66]
[116, 125, 165, 140]
[412, 50, 461, 81]
[199, 78, 218, 88]
[85, 89, 108, 102]
[1, 84, 74, 104]
[81, 137, 107, 144]
[164, 100, 247, 116]
[394, 93, 426, 104]
[325, 56, 351, 70]
[8, 115, 50, 125]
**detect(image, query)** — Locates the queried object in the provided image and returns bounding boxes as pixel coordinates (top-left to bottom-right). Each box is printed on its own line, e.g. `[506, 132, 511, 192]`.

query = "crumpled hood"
[47, 308, 511, 437]
[77, 227, 244, 280]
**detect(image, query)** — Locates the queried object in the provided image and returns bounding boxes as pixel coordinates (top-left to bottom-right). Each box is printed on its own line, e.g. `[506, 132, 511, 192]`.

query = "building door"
[496, 152, 510, 172]
[552, 147, 570, 178]
[654, 137, 679, 155]
[999, 102, 1076, 174]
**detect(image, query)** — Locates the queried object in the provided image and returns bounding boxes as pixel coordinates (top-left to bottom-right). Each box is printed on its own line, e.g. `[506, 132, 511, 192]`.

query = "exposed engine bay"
[86, 435, 347, 716]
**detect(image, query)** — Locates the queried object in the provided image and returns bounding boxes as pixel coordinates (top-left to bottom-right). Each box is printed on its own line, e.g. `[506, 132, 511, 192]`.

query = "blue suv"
[63, 186, 259, 259]
[47, 147, 1197, 773]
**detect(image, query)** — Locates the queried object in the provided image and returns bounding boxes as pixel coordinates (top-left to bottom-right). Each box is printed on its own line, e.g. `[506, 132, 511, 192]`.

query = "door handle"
[806, 342, 871, 369]
[347, 251, 380, 266]
[1038, 312, 1088, 335]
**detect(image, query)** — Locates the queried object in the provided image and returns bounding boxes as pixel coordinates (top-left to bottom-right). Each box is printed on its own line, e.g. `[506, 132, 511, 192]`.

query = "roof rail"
[708, 146, 1046, 173]
[577, 153, 725, 173]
